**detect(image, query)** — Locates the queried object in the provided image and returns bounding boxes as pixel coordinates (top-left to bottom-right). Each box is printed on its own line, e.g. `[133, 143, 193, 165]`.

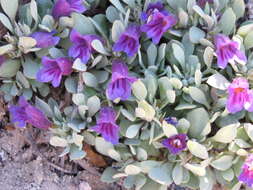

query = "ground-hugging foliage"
[1, 0, 253, 189]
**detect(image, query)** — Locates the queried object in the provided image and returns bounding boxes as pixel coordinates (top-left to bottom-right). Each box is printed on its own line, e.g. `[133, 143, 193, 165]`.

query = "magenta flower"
[91, 107, 120, 144]
[52, 0, 86, 19]
[197, 0, 213, 8]
[36, 57, 73, 87]
[238, 154, 253, 187]
[31, 31, 60, 48]
[113, 25, 141, 57]
[227, 78, 253, 113]
[106, 60, 137, 101]
[141, 4, 177, 44]
[215, 34, 247, 69]
[9, 96, 52, 129]
[162, 134, 187, 155]
[68, 29, 102, 64]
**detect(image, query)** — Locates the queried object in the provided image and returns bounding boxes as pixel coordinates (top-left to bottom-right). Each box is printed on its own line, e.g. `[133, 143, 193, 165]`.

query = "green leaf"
[0, 59, 20, 78]
[187, 140, 209, 159]
[87, 96, 100, 116]
[22, 58, 40, 79]
[148, 164, 173, 185]
[106, 6, 120, 23]
[219, 8, 236, 35]
[137, 147, 148, 161]
[162, 121, 178, 138]
[147, 43, 157, 66]
[125, 164, 142, 175]
[136, 100, 155, 122]
[189, 26, 205, 44]
[203, 47, 214, 67]
[65, 77, 78, 93]
[212, 124, 238, 143]
[199, 169, 214, 190]
[172, 43, 185, 67]
[72, 13, 95, 34]
[172, 163, 183, 185]
[109, 0, 125, 14]
[69, 148, 86, 160]
[82, 72, 98, 88]
[187, 108, 209, 139]
[184, 163, 206, 176]
[207, 73, 230, 90]
[189, 87, 209, 108]
[35, 97, 53, 117]
[0, 0, 18, 20]
[50, 136, 68, 147]
[30, 0, 38, 23]
[95, 137, 114, 156]
[244, 123, 253, 142]
[111, 20, 125, 42]
[244, 31, 253, 50]
[232, 0, 245, 19]
[72, 58, 87, 71]
[0, 13, 13, 32]
[108, 149, 121, 161]
[126, 123, 142, 138]
[132, 80, 147, 100]
[91, 39, 110, 56]
[211, 155, 233, 171]
[101, 167, 118, 183]
[221, 168, 234, 181]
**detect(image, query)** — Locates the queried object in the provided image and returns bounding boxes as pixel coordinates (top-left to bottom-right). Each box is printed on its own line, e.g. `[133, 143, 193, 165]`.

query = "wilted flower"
[238, 154, 253, 187]
[162, 134, 187, 155]
[36, 56, 73, 87]
[197, 0, 213, 8]
[91, 107, 120, 144]
[31, 31, 60, 48]
[113, 25, 141, 57]
[68, 29, 102, 64]
[141, 3, 177, 44]
[165, 117, 178, 126]
[9, 96, 52, 129]
[106, 60, 137, 101]
[52, 0, 86, 19]
[227, 78, 253, 113]
[214, 34, 247, 69]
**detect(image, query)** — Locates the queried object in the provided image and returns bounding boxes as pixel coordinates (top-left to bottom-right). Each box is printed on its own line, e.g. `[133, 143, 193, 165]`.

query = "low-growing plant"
[1, 0, 253, 189]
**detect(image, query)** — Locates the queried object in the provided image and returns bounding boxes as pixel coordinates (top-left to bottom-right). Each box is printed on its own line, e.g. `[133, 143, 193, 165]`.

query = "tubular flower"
[30, 31, 60, 48]
[238, 154, 253, 188]
[162, 134, 187, 155]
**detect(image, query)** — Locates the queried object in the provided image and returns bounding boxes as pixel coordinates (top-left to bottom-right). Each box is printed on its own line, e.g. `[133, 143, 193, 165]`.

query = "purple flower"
[162, 134, 187, 155]
[106, 60, 137, 101]
[68, 29, 102, 64]
[52, 0, 86, 19]
[197, 0, 213, 8]
[9, 96, 52, 129]
[165, 117, 178, 126]
[31, 31, 60, 48]
[0, 55, 5, 66]
[36, 57, 73, 87]
[91, 107, 120, 144]
[215, 34, 247, 69]
[141, 1, 166, 22]
[141, 4, 177, 44]
[227, 78, 253, 113]
[238, 154, 253, 187]
[113, 25, 141, 57]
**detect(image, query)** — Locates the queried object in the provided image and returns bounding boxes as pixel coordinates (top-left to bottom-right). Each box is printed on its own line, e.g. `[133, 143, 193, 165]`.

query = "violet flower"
[165, 117, 178, 126]
[106, 60, 137, 101]
[113, 25, 141, 57]
[68, 29, 102, 64]
[214, 34, 247, 69]
[9, 96, 52, 129]
[91, 107, 120, 144]
[162, 134, 187, 155]
[141, 1, 166, 22]
[141, 2, 177, 44]
[52, 0, 86, 20]
[31, 31, 60, 48]
[197, 0, 213, 8]
[0, 55, 5, 66]
[227, 78, 253, 113]
[36, 56, 73, 87]
[238, 154, 253, 187]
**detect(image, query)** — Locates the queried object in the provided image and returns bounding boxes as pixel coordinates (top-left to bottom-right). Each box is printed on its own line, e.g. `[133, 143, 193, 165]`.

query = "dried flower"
[68, 29, 102, 64]
[9, 96, 52, 129]
[141, 3, 177, 44]
[106, 60, 137, 101]
[162, 134, 187, 155]
[214, 34, 247, 69]
[91, 107, 120, 144]
[31, 31, 60, 48]
[36, 56, 73, 87]
[227, 78, 253, 113]
[113, 25, 141, 57]
[238, 154, 253, 187]
[52, 0, 86, 19]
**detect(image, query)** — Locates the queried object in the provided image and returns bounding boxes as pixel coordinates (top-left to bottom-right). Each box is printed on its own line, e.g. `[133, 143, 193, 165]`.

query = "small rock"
[79, 182, 91, 190]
